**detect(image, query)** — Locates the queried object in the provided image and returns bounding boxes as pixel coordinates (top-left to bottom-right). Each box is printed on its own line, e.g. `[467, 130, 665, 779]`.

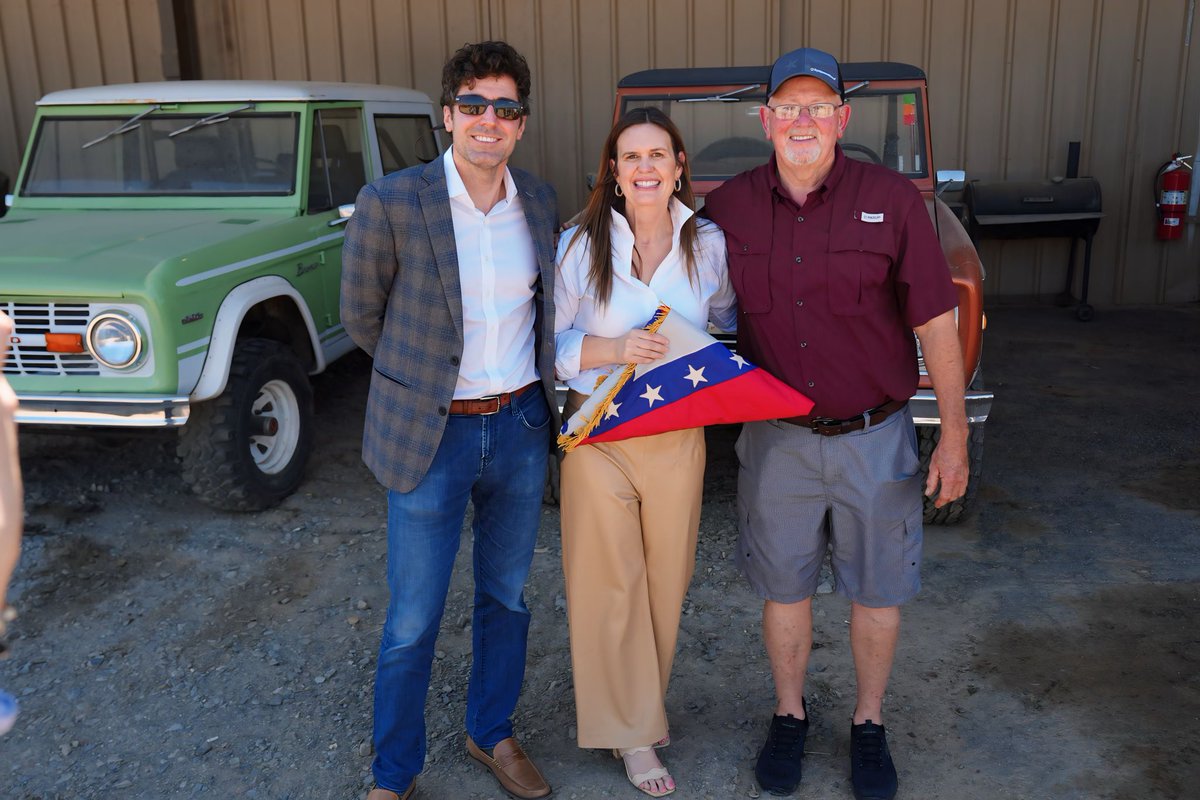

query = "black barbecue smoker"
[964, 144, 1103, 321]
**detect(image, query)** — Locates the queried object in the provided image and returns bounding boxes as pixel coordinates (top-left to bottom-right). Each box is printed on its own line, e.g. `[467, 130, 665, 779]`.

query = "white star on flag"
[640, 384, 664, 407]
[555, 304, 817, 453]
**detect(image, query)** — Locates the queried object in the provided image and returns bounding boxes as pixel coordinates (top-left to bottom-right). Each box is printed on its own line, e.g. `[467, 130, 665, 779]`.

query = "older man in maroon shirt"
[704, 48, 969, 800]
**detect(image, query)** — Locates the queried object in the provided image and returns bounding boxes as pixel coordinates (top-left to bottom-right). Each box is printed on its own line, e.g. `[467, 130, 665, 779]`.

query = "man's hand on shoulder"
[559, 208, 584, 234]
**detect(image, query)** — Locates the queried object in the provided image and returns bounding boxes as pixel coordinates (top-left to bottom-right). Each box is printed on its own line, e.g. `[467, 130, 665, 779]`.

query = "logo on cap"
[768, 47, 843, 98]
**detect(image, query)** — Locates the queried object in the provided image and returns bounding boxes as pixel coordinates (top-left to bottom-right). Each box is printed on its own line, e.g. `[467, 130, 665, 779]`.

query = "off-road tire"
[918, 421, 984, 525]
[179, 338, 314, 511]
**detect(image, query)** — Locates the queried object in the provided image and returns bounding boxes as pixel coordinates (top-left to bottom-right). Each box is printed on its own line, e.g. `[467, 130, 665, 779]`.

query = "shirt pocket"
[727, 237, 773, 314]
[827, 220, 897, 316]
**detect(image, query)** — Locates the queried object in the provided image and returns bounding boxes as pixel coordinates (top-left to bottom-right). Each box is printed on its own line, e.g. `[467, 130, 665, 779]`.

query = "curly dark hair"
[440, 41, 532, 115]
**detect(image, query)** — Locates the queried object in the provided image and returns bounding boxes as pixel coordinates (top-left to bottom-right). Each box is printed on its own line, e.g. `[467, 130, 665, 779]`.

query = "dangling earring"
[674, 178, 682, 192]
[614, 183, 623, 197]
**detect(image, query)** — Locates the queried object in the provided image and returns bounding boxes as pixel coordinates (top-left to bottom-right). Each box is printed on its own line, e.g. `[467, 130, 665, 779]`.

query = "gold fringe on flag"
[556, 304, 671, 453]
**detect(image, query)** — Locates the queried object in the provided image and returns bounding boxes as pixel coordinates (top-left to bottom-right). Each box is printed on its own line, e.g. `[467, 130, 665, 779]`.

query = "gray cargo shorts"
[734, 405, 924, 607]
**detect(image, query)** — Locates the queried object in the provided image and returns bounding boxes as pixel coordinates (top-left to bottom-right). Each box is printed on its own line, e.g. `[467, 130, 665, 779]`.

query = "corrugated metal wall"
[0, 0, 169, 184]
[2, 0, 1197, 304]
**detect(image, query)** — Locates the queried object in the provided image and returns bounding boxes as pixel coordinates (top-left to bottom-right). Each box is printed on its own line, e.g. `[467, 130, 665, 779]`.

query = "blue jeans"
[371, 387, 551, 792]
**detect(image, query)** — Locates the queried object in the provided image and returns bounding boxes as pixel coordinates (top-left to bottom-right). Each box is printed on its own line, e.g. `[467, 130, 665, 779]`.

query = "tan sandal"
[613, 746, 675, 797]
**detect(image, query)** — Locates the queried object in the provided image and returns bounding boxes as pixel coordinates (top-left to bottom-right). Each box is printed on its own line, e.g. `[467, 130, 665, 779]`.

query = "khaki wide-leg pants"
[560, 393, 706, 749]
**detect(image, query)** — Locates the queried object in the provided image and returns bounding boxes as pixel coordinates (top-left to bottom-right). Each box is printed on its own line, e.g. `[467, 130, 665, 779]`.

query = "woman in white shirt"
[554, 108, 735, 797]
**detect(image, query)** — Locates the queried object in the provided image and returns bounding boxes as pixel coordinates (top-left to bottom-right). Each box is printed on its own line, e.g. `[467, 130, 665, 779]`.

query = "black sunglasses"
[454, 94, 526, 121]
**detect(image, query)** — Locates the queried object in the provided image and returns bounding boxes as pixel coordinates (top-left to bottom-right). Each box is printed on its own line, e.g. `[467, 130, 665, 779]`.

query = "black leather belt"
[448, 381, 538, 415]
[781, 398, 907, 436]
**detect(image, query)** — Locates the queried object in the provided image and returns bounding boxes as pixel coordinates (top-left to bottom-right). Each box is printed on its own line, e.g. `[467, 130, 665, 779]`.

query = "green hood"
[0, 209, 296, 298]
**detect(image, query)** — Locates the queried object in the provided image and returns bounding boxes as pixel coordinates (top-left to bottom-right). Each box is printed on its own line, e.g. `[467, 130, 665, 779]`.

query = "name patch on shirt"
[860, 211, 885, 223]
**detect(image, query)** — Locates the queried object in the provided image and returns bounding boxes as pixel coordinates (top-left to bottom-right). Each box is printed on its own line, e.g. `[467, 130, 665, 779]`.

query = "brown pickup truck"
[613, 62, 993, 523]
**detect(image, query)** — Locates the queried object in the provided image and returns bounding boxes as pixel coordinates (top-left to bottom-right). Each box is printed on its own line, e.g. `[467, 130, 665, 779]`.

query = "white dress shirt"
[554, 197, 737, 394]
[444, 149, 540, 398]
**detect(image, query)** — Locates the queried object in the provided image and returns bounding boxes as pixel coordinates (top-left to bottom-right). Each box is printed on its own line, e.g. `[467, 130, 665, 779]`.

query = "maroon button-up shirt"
[704, 147, 957, 420]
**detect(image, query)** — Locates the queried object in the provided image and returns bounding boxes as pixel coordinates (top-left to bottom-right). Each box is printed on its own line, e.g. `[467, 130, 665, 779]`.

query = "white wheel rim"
[249, 378, 301, 475]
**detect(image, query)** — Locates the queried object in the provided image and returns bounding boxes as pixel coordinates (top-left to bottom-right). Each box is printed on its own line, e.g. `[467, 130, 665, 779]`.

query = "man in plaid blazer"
[341, 41, 558, 800]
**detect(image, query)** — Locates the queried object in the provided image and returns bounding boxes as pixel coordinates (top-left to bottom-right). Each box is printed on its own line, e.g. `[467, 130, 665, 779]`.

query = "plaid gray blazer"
[340, 156, 559, 492]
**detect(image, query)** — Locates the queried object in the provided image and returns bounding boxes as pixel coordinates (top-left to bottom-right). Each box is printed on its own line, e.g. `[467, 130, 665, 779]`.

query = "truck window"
[22, 113, 298, 196]
[306, 108, 367, 212]
[374, 115, 441, 175]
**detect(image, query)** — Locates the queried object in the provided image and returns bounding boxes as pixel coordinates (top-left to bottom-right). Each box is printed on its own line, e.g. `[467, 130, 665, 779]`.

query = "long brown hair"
[565, 107, 698, 307]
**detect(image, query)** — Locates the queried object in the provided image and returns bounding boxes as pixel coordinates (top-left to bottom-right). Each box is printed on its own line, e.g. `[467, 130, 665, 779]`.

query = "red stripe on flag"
[583, 368, 814, 444]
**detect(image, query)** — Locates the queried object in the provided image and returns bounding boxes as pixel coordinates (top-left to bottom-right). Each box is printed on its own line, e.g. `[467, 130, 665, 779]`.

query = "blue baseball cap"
[768, 47, 843, 98]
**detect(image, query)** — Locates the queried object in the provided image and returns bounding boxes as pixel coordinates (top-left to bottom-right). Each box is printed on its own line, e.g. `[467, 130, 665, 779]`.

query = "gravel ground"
[2, 305, 1198, 799]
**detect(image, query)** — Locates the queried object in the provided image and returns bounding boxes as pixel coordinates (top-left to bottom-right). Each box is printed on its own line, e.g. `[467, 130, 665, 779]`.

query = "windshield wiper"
[168, 103, 256, 138]
[679, 85, 761, 103]
[81, 105, 161, 149]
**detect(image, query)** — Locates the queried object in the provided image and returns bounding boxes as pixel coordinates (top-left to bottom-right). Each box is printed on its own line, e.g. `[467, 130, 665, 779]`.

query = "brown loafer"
[466, 735, 551, 799]
[365, 781, 413, 800]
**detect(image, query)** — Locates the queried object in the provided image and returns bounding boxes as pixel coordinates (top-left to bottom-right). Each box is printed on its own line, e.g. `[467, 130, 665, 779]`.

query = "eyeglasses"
[454, 94, 526, 121]
[766, 102, 844, 121]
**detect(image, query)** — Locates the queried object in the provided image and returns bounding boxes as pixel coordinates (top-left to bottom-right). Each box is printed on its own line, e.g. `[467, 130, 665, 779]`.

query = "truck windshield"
[22, 112, 299, 196]
[623, 89, 928, 181]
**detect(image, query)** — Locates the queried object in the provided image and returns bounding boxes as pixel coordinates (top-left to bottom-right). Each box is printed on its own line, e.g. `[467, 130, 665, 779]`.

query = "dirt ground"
[2, 304, 1198, 800]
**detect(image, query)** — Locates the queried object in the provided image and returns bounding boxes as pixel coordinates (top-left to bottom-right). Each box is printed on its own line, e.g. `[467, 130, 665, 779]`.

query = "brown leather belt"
[448, 381, 538, 415]
[780, 398, 907, 436]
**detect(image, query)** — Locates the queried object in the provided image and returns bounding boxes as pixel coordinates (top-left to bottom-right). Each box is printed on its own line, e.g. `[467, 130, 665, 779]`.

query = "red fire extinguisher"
[1155, 153, 1193, 240]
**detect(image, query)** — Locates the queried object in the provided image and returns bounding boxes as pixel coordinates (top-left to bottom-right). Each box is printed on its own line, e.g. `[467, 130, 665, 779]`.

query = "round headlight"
[86, 312, 144, 369]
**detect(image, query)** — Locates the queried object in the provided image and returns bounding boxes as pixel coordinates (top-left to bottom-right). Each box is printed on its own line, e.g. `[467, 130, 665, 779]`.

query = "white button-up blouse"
[554, 198, 737, 394]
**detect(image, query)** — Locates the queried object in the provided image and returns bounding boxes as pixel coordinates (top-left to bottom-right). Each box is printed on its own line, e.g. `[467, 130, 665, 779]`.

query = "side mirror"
[328, 203, 355, 226]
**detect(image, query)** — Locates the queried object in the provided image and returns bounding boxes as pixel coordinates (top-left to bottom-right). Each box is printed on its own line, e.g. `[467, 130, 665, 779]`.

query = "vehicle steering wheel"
[841, 143, 883, 165]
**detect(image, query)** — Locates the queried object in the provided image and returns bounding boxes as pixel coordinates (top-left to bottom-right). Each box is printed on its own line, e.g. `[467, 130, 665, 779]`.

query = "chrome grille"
[1, 301, 100, 376]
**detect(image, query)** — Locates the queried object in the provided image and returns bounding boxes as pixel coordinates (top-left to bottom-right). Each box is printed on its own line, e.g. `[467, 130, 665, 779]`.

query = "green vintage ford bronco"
[2, 81, 445, 510]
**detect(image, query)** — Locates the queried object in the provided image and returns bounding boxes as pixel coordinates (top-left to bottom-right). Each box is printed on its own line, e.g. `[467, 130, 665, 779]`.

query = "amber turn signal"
[44, 332, 84, 353]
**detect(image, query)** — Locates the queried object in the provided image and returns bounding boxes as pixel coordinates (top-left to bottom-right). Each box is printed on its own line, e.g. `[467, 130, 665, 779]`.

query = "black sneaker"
[850, 720, 898, 800]
[754, 702, 809, 796]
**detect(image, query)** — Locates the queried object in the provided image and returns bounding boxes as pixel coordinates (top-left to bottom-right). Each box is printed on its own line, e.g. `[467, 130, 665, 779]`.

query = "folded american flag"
[558, 305, 815, 452]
